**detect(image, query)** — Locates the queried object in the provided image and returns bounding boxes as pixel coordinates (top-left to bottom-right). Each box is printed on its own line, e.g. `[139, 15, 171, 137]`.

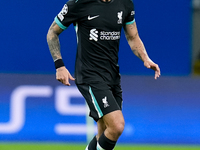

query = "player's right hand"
[56, 66, 75, 86]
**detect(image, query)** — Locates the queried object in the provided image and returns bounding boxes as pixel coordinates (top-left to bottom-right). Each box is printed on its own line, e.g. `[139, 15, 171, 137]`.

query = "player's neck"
[101, 0, 111, 2]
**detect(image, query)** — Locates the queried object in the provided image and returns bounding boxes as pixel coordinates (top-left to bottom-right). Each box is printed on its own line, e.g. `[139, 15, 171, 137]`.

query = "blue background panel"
[0, 0, 191, 75]
[0, 74, 200, 144]
[0, 0, 196, 145]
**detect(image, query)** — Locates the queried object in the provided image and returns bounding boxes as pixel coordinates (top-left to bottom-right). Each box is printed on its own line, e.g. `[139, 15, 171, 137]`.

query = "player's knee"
[103, 110, 125, 138]
[109, 120, 125, 137]
[114, 120, 125, 136]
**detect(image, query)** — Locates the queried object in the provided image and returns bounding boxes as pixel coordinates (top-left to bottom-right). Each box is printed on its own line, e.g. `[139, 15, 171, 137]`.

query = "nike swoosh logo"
[88, 15, 99, 20]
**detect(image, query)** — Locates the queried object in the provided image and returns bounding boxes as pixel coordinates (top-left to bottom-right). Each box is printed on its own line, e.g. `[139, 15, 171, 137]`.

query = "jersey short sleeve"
[55, 0, 80, 30]
[124, 0, 135, 25]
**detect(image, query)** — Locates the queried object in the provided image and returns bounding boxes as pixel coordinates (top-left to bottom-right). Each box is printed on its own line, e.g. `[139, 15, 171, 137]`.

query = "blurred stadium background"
[0, 0, 200, 149]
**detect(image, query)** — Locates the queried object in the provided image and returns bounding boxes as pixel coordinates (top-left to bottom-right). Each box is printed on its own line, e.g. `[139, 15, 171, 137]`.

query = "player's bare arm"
[47, 21, 63, 60]
[47, 21, 75, 85]
[124, 22, 161, 79]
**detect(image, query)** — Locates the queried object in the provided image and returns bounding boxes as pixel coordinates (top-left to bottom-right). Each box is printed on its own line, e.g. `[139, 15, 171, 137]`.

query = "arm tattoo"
[47, 22, 62, 61]
[125, 23, 138, 41]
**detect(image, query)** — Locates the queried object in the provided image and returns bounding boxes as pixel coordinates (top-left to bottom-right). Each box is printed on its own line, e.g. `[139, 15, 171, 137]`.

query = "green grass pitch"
[0, 143, 199, 150]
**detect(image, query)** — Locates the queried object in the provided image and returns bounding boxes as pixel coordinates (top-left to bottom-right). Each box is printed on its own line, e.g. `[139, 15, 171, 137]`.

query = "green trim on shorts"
[89, 86, 103, 118]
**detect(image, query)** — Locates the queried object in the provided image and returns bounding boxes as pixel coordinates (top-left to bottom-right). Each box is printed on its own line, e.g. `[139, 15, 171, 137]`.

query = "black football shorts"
[76, 82, 123, 122]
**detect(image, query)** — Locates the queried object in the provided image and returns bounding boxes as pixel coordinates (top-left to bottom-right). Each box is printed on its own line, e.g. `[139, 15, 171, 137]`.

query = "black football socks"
[87, 136, 97, 150]
[97, 132, 116, 150]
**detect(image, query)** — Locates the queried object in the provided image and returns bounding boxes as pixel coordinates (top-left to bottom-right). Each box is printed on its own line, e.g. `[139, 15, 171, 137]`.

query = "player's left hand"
[144, 60, 161, 79]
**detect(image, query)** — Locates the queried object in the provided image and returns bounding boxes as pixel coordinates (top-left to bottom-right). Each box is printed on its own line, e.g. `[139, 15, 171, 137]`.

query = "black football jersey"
[55, 0, 135, 85]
